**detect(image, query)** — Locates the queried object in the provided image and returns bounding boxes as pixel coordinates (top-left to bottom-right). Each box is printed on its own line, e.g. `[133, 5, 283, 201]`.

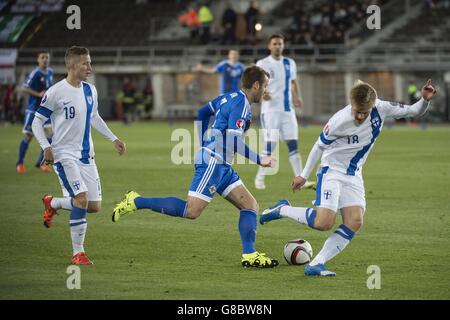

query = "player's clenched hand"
[260, 156, 276, 168]
[292, 176, 306, 192]
[421, 79, 437, 101]
[293, 97, 303, 109]
[262, 91, 271, 101]
[43, 147, 54, 165]
[113, 139, 126, 155]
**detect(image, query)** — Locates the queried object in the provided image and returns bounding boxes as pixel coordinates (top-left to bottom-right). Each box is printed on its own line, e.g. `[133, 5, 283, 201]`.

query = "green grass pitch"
[0, 122, 449, 299]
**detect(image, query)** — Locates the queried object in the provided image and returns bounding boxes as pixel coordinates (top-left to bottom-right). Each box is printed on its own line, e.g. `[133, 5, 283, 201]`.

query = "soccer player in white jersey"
[31, 46, 126, 265]
[260, 79, 437, 276]
[254, 34, 315, 190]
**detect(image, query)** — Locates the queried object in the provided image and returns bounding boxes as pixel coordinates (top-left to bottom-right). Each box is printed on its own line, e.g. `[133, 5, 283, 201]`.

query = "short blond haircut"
[350, 80, 377, 110]
[64, 46, 89, 68]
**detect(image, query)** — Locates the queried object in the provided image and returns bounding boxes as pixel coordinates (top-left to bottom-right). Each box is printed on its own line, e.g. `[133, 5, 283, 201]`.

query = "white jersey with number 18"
[317, 98, 429, 176]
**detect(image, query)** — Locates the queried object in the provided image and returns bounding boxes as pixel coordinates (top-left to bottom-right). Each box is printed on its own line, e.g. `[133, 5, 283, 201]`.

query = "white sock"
[256, 166, 266, 181]
[310, 224, 355, 266]
[288, 152, 303, 177]
[280, 206, 316, 228]
[51, 197, 73, 210]
[71, 223, 87, 255]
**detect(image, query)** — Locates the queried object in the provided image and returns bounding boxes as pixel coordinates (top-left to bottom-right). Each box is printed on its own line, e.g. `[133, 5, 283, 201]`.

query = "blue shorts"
[23, 110, 51, 134]
[188, 155, 242, 202]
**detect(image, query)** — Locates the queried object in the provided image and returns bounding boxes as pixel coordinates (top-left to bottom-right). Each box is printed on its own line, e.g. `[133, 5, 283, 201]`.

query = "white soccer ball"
[283, 239, 313, 265]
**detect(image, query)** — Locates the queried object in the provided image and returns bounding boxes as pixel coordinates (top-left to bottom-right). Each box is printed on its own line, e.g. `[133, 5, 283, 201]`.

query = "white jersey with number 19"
[35, 79, 101, 164]
[257, 55, 297, 113]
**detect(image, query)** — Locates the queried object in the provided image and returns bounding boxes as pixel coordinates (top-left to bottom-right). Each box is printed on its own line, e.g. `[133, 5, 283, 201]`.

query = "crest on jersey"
[209, 185, 216, 195]
[41, 94, 47, 104]
[87, 96, 93, 105]
[371, 116, 381, 128]
[235, 118, 246, 129]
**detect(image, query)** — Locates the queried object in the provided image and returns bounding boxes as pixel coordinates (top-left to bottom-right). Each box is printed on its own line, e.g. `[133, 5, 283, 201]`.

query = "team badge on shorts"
[209, 185, 217, 195]
[72, 180, 81, 191]
[323, 190, 332, 200]
[87, 96, 93, 105]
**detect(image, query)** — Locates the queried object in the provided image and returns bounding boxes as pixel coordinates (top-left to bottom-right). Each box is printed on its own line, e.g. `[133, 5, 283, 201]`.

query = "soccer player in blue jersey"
[113, 66, 279, 268]
[16, 51, 54, 174]
[196, 49, 245, 94]
[260, 79, 437, 276]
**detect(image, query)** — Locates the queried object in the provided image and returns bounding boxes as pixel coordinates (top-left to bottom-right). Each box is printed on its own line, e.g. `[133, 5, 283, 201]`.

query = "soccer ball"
[283, 239, 313, 265]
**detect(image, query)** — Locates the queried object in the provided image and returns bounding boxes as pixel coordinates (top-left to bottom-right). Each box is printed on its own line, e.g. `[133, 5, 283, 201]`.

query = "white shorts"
[54, 158, 102, 201]
[260, 111, 298, 142]
[314, 167, 366, 213]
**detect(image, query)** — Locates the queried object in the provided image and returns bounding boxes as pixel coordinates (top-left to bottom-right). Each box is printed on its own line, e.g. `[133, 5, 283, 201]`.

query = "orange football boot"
[16, 164, 26, 173]
[39, 164, 53, 173]
[72, 252, 94, 265]
[42, 195, 58, 228]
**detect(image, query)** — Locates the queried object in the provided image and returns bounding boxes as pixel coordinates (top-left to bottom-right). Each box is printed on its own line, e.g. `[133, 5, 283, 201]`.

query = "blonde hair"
[350, 80, 377, 110]
[64, 46, 89, 68]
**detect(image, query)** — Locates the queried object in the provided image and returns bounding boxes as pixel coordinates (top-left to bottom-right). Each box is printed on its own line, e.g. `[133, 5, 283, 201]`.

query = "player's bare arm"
[21, 87, 45, 98]
[291, 79, 303, 109]
[194, 63, 215, 74]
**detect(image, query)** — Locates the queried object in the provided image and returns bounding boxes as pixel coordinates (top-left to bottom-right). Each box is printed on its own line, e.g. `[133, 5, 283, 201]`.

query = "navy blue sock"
[17, 139, 29, 165]
[36, 150, 44, 166]
[239, 209, 257, 254]
[134, 197, 187, 217]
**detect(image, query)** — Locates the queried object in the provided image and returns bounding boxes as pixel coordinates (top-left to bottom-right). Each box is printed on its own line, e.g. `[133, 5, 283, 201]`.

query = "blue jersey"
[215, 60, 245, 94]
[23, 67, 53, 112]
[204, 90, 252, 165]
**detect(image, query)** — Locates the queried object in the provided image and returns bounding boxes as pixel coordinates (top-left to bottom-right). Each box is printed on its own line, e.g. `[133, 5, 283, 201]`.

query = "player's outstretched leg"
[260, 202, 318, 229]
[259, 199, 290, 225]
[112, 191, 188, 222]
